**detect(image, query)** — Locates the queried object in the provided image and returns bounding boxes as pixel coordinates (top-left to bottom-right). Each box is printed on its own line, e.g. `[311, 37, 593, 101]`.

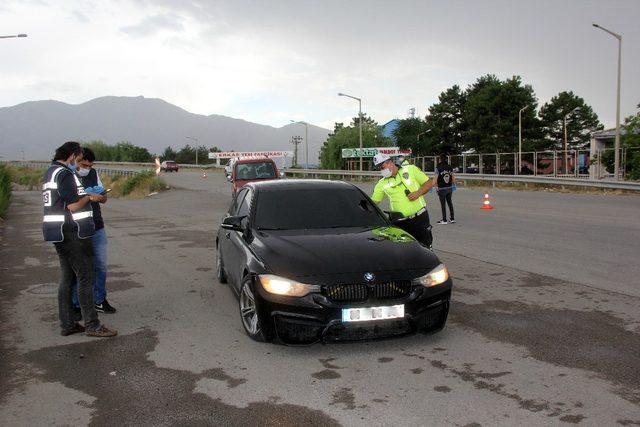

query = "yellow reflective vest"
[371, 164, 429, 218]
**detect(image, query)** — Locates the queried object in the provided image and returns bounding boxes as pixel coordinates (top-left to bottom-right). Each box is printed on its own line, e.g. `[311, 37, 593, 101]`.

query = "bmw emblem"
[364, 272, 375, 282]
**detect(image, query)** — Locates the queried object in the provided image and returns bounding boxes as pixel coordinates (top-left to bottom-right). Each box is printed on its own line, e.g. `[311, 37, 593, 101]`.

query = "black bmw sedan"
[215, 179, 452, 344]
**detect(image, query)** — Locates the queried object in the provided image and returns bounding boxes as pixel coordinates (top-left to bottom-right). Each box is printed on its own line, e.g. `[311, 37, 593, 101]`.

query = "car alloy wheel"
[239, 279, 265, 341]
[216, 247, 227, 284]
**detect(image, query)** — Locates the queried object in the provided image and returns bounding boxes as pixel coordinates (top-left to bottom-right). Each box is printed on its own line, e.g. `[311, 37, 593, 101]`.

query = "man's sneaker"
[61, 322, 85, 336]
[95, 300, 116, 314]
[86, 325, 118, 338]
[449, 219, 456, 223]
[73, 306, 82, 321]
[437, 220, 448, 224]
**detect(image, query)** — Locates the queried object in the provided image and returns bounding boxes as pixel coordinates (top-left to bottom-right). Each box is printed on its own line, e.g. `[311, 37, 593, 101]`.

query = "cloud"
[120, 12, 185, 37]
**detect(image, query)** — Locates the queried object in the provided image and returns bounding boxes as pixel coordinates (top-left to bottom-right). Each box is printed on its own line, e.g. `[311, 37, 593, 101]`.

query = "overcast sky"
[1, 0, 638, 130]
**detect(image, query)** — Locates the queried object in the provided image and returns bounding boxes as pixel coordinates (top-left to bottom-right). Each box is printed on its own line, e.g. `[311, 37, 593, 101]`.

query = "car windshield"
[235, 162, 276, 180]
[254, 188, 387, 230]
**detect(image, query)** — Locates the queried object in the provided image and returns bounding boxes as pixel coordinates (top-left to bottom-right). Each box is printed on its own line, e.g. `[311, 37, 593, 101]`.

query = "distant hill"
[0, 96, 330, 164]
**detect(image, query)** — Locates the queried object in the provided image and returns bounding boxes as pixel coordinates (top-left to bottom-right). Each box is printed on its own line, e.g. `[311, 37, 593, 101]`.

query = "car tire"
[238, 277, 269, 342]
[216, 246, 227, 284]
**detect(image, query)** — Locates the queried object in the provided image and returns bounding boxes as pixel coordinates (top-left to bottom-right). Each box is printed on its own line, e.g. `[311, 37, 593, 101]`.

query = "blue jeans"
[72, 227, 108, 306]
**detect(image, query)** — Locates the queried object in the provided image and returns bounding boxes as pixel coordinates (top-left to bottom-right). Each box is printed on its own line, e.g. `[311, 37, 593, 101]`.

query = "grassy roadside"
[0, 164, 11, 219]
[3, 165, 168, 199]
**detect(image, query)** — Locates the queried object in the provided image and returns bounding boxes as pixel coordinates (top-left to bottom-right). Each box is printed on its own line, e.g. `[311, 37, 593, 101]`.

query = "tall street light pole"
[186, 136, 198, 165]
[0, 34, 27, 39]
[290, 120, 309, 168]
[338, 92, 363, 171]
[518, 106, 529, 175]
[563, 107, 579, 174]
[593, 23, 622, 180]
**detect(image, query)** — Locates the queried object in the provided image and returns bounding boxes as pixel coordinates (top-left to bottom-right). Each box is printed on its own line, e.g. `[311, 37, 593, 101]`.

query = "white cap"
[373, 153, 391, 166]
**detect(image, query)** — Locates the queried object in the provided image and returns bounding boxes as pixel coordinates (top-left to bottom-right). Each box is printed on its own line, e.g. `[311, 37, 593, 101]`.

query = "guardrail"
[283, 168, 640, 191]
[1, 160, 140, 178]
[5, 160, 638, 191]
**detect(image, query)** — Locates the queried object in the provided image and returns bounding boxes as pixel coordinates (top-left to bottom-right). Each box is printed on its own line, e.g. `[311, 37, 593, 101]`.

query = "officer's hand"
[407, 191, 421, 201]
[88, 193, 106, 203]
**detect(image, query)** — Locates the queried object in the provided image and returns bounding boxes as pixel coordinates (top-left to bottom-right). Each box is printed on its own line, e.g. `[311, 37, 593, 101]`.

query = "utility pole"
[290, 135, 302, 167]
[186, 136, 198, 165]
[518, 106, 529, 175]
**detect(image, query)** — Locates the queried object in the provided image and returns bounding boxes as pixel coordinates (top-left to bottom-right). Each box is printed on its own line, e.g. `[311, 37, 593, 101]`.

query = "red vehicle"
[229, 157, 280, 195]
[161, 160, 179, 172]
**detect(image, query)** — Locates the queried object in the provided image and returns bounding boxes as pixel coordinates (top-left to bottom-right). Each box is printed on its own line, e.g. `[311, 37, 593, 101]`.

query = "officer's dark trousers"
[437, 187, 454, 221]
[54, 229, 100, 331]
[394, 210, 433, 248]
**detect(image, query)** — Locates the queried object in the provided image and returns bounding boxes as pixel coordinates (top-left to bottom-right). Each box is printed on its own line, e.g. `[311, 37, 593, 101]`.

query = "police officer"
[435, 154, 456, 224]
[42, 141, 117, 337]
[371, 153, 436, 248]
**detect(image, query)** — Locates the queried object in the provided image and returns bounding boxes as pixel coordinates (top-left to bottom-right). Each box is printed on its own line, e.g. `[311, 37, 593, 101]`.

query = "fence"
[410, 147, 639, 180]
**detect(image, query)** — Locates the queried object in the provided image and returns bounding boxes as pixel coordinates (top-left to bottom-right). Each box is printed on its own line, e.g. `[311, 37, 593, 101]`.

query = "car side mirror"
[221, 215, 246, 231]
[384, 211, 404, 223]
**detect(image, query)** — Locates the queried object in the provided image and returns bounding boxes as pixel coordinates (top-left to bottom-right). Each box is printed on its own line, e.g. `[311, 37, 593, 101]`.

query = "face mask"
[68, 163, 77, 172]
[77, 168, 90, 177]
[380, 168, 392, 178]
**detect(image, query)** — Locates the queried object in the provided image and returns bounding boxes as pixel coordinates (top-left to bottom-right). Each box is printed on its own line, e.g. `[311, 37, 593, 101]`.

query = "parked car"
[228, 157, 280, 195]
[215, 179, 452, 344]
[161, 160, 179, 172]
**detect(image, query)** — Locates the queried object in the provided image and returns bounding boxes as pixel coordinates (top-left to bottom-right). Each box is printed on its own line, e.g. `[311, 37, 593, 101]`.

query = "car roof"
[235, 157, 276, 164]
[248, 179, 357, 192]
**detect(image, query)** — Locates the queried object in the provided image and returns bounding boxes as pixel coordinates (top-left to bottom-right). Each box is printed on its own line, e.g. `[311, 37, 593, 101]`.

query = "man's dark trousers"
[394, 210, 433, 248]
[54, 228, 99, 331]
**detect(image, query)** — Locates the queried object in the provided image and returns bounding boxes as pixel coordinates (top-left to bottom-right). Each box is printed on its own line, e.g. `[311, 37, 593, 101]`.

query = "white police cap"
[373, 153, 391, 166]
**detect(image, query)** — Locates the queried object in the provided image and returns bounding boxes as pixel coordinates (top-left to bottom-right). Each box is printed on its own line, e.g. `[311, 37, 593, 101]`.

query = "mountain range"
[0, 96, 331, 164]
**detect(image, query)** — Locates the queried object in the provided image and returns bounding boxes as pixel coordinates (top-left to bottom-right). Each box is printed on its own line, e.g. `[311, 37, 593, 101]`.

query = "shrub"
[0, 164, 11, 219]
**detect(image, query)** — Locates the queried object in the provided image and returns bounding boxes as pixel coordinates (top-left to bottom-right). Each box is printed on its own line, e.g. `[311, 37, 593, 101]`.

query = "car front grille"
[324, 281, 412, 303]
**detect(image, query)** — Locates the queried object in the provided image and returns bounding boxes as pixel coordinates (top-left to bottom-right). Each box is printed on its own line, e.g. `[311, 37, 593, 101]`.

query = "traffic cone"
[481, 193, 494, 210]
[202, 171, 207, 178]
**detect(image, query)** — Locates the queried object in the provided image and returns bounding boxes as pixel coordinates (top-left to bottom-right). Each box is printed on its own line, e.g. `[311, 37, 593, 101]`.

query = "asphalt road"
[1, 170, 639, 426]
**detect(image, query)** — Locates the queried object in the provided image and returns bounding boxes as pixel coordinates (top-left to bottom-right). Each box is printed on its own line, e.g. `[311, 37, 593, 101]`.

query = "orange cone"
[481, 193, 494, 210]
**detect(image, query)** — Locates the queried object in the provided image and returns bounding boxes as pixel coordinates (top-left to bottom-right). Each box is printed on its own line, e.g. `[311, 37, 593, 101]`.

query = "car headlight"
[413, 264, 449, 287]
[258, 274, 320, 297]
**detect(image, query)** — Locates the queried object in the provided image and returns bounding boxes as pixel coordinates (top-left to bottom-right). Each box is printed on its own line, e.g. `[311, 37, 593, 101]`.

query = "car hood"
[251, 226, 439, 280]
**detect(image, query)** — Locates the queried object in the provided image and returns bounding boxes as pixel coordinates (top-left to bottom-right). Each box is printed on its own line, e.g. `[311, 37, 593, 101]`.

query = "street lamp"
[416, 130, 430, 142]
[0, 34, 27, 39]
[290, 120, 309, 169]
[518, 106, 529, 175]
[338, 92, 363, 171]
[593, 23, 622, 180]
[186, 136, 198, 165]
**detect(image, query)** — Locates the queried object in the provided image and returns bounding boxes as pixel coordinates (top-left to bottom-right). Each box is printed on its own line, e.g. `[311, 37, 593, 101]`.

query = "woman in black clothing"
[435, 155, 455, 224]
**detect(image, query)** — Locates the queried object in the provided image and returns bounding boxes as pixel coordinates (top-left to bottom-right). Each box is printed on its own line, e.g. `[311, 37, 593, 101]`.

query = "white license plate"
[341, 304, 405, 323]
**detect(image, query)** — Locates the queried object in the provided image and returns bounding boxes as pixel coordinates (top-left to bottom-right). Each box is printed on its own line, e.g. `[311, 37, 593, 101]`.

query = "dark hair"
[81, 147, 96, 163]
[53, 141, 82, 161]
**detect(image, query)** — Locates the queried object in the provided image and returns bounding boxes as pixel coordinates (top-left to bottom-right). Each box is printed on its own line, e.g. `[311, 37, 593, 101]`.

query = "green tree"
[424, 84, 467, 155]
[319, 115, 391, 169]
[83, 141, 153, 162]
[392, 117, 431, 156]
[539, 91, 603, 150]
[160, 146, 177, 161]
[464, 75, 540, 153]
